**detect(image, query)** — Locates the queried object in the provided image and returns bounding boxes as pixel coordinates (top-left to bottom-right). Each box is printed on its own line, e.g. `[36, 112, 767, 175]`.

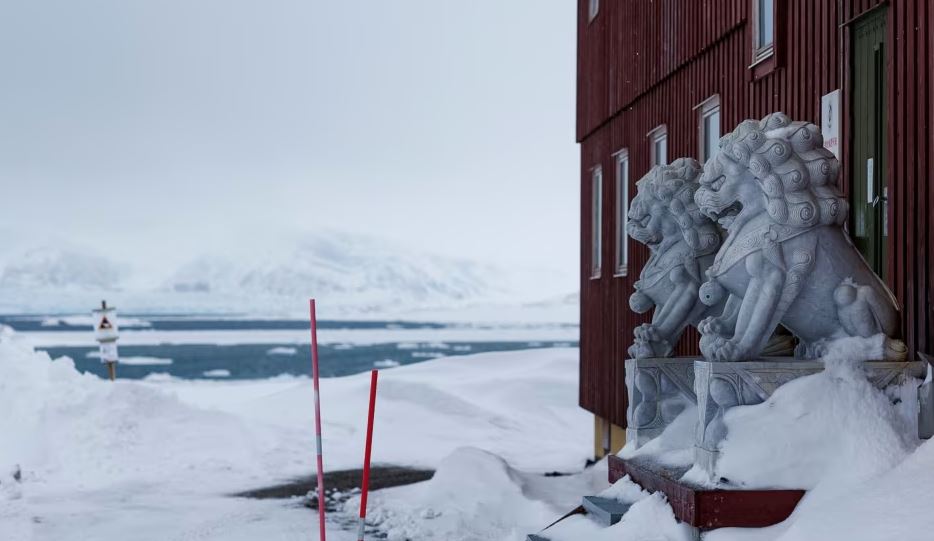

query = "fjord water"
[3, 315, 577, 380]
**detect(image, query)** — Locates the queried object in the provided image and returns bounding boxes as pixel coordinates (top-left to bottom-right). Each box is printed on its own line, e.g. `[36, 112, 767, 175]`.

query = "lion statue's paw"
[699, 332, 725, 358]
[698, 316, 725, 336]
[629, 334, 673, 359]
[628, 341, 654, 359]
[700, 333, 746, 362]
[633, 323, 660, 342]
[710, 339, 748, 362]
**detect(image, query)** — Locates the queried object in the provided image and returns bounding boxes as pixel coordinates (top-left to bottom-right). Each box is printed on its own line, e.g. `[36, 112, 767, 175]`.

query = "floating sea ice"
[266, 346, 298, 356]
[120, 357, 173, 366]
[374, 359, 400, 368]
[411, 352, 444, 359]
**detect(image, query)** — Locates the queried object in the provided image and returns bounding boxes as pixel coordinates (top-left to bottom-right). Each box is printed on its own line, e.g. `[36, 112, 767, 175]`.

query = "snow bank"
[707, 437, 934, 541]
[619, 405, 696, 468]
[542, 476, 694, 541]
[341, 447, 608, 541]
[0, 334, 592, 540]
[711, 335, 918, 490]
[697, 335, 934, 540]
[168, 347, 592, 473]
[768, 438, 934, 541]
[0, 337, 276, 494]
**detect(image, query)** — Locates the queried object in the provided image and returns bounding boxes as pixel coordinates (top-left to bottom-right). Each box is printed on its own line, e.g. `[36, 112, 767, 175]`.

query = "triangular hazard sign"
[99, 317, 113, 330]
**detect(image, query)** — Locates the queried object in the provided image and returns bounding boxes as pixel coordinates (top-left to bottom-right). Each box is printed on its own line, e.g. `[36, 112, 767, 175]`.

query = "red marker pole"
[357, 369, 379, 541]
[309, 299, 327, 541]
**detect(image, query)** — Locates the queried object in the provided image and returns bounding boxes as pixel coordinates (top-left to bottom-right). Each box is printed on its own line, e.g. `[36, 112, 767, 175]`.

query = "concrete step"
[581, 495, 631, 526]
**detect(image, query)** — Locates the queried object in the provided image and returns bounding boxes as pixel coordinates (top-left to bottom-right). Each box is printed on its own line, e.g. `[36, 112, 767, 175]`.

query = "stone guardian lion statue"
[627, 158, 723, 358]
[694, 112, 906, 362]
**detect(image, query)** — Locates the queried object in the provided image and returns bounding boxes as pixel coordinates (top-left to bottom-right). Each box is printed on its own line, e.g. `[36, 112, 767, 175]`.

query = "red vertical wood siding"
[578, 0, 934, 427]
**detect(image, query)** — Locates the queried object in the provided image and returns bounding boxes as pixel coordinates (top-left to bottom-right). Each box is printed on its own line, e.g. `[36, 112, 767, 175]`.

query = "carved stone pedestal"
[625, 357, 698, 448]
[693, 358, 926, 477]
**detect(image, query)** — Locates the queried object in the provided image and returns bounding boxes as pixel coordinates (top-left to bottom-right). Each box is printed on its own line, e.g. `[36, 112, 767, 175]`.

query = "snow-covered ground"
[0, 333, 596, 540]
[6, 329, 934, 541]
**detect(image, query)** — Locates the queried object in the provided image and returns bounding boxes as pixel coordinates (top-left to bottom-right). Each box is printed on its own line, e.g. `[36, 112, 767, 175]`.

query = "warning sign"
[92, 305, 119, 342]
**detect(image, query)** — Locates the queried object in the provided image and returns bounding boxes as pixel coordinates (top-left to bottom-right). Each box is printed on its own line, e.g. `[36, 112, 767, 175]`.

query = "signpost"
[92, 300, 119, 381]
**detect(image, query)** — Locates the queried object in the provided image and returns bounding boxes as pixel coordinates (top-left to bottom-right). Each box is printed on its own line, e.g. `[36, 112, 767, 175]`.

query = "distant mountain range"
[0, 231, 576, 321]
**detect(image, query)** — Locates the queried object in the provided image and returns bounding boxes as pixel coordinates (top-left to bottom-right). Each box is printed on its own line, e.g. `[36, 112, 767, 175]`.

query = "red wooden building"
[577, 0, 933, 457]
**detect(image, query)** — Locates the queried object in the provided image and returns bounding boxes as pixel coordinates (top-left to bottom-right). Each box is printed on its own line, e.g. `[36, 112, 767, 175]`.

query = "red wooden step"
[608, 455, 805, 530]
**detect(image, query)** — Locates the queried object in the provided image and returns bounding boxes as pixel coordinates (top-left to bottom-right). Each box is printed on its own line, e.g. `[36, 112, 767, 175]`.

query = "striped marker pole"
[357, 369, 379, 541]
[309, 299, 327, 541]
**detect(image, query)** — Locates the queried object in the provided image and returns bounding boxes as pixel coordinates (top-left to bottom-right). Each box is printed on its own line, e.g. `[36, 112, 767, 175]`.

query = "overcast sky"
[0, 1, 579, 285]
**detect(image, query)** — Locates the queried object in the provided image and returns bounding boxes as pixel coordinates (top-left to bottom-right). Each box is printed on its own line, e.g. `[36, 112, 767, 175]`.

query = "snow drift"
[0, 332, 592, 540]
[701, 335, 933, 541]
[340, 447, 608, 541]
[713, 335, 919, 490]
[0, 335, 269, 492]
[541, 475, 694, 541]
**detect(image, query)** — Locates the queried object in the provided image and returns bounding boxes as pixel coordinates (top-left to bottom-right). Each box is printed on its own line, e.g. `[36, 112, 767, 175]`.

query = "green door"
[850, 9, 887, 278]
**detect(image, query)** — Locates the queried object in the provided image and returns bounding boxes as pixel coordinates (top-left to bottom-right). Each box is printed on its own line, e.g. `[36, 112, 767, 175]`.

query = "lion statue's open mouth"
[705, 201, 742, 228]
[627, 212, 656, 245]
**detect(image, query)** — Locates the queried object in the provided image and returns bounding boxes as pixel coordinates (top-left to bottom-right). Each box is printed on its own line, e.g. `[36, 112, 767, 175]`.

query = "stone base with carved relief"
[625, 357, 698, 448]
[692, 357, 926, 477]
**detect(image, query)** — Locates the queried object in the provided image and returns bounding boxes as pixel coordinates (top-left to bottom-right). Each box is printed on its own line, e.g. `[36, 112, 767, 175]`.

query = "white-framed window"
[588, 0, 599, 22]
[697, 95, 721, 162]
[753, 0, 775, 61]
[614, 149, 630, 276]
[648, 125, 668, 166]
[591, 166, 603, 279]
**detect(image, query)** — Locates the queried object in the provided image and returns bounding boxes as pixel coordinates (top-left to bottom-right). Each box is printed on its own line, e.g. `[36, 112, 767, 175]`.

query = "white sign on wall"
[821, 89, 841, 160]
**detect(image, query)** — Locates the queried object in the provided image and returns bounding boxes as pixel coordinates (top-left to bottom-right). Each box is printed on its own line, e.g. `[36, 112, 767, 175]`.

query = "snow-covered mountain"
[0, 231, 575, 320]
[162, 231, 508, 314]
[0, 248, 124, 291]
